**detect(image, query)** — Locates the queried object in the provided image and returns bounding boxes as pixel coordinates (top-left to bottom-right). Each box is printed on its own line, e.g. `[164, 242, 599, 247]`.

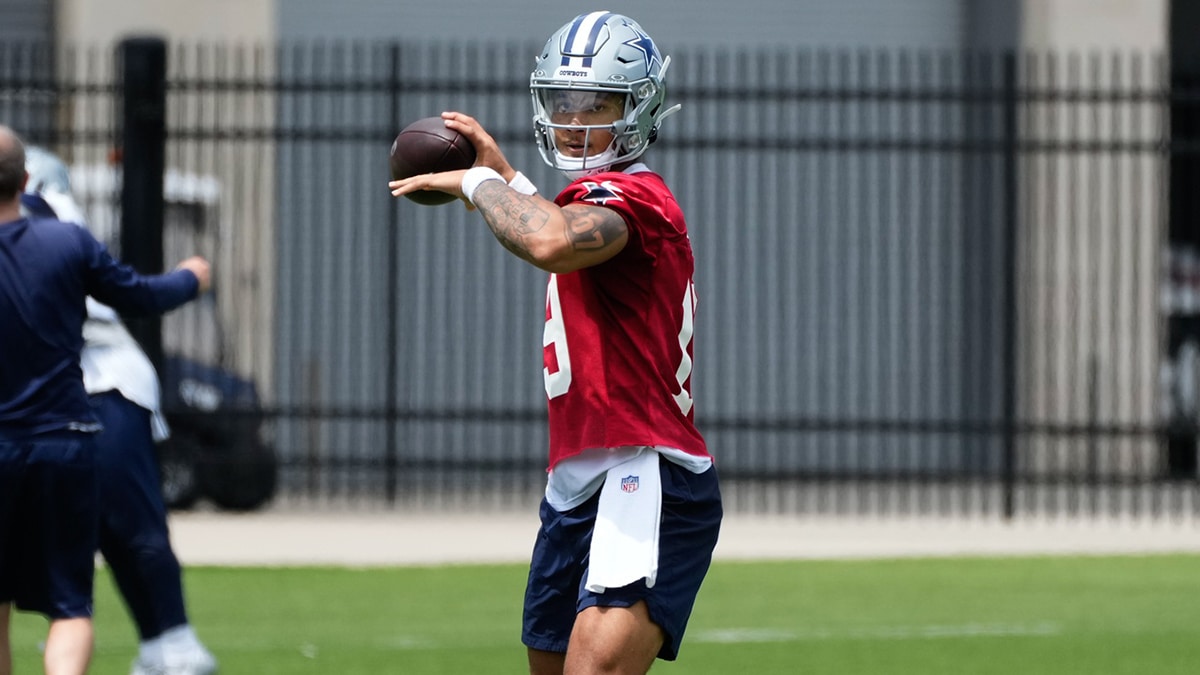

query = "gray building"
[278, 0, 1017, 50]
[0, 0, 53, 42]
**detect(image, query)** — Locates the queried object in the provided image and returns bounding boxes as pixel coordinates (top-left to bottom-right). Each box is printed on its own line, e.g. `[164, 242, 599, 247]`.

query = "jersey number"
[542, 274, 696, 416]
[543, 275, 573, 399]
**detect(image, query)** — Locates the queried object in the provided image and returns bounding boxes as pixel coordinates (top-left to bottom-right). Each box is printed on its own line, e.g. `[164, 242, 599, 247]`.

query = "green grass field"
[9, 554, 1200, 674]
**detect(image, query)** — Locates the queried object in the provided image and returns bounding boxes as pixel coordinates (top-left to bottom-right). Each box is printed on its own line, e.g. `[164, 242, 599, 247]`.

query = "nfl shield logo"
[621, 475, 639, 493]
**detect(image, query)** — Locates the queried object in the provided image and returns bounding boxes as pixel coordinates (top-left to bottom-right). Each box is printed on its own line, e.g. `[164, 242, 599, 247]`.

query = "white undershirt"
[80, 298, 171, 441]
[545, 445, 712, 512]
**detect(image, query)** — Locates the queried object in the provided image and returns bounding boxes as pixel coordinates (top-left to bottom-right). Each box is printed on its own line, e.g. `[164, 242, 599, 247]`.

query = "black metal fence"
[2, 38, 1198, 519]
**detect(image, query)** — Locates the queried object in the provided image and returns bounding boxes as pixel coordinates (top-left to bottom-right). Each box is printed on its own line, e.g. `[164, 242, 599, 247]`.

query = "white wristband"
[507, 171, 538, 196]
[461, 167, 504, 205]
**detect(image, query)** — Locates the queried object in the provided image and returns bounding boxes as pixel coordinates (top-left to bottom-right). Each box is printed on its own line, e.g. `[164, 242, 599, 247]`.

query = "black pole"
[1167, 2, 1200, 479]
[1001, 53, 1019, 519]
[119, 36, 168, 373]
[385, 43, 402, 504]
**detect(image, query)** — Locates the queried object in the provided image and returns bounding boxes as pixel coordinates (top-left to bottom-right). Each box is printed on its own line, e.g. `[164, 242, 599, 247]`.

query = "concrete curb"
[165, 509, 1200, 567]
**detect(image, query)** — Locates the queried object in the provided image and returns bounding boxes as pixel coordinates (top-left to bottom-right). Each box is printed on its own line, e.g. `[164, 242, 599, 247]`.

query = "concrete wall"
[1021, 0, 1167, 51]
[57, 0, 273, 44]
[0, 0, 53, 42]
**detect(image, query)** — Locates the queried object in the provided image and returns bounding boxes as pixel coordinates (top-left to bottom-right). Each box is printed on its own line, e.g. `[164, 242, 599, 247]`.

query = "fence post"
[1166, 0, 1200, 479]
[385, 43, 402, 504]
[119, 36, 167, 372]
[1001, 52, 1019, 520]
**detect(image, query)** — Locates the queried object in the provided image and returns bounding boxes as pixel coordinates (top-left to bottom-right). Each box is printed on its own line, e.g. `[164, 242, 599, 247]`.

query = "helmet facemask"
[532, 89, 636, 180]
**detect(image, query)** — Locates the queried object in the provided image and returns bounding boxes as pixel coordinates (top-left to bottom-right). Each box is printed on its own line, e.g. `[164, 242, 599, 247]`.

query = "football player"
[0, 125, 210, 675]
[389, 12, 722, 674]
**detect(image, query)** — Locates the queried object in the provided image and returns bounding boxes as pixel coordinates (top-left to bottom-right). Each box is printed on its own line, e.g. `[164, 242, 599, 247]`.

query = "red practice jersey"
[543, 166, 709, 469]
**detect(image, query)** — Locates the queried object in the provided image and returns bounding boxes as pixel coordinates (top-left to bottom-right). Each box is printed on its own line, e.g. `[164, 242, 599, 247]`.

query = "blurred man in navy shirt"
[0, 125, 210, 675]
[22, 145, 219, 675]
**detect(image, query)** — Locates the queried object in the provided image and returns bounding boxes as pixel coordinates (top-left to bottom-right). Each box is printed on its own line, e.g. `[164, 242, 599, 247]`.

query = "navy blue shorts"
[522, 456, 722, 661]
[0, 431, 98, 619]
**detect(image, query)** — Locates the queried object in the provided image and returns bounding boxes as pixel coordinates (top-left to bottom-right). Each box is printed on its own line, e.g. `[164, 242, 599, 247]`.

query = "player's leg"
[90, 392, 216, 675]
[527, 648, 566, 675]
[93, 392, 189, 637]
[0, 439, 19, 675]
[566, 458, 722, 673]
[26, 433, 100, 675]
[43, 617, 93, 675]
[565, 602, 663, 674]
[0, 602, 11, 675]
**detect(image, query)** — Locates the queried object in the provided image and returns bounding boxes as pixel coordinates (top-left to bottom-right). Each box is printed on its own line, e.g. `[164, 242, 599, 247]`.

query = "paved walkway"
[166, 507, 1200, 567]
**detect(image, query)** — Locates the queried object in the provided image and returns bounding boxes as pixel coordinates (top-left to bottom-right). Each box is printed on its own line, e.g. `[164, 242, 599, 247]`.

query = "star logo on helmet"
[580, 181, 625, 205]
[622, 24, 662, 74]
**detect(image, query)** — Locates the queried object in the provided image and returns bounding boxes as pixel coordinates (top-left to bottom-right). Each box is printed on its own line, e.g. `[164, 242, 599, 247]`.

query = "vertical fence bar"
[384, 42, 401, 504]
[1167, 0, 1200, 481]
[1002, 52, 1019, 520]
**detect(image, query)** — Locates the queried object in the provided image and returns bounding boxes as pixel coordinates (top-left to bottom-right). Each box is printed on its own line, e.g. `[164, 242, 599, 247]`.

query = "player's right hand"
[441, 112, 515, 182]
[176, 256, 212, 295]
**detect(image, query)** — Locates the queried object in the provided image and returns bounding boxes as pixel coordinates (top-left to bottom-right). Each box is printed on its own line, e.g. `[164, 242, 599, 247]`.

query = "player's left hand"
[388, 169, 475, 210]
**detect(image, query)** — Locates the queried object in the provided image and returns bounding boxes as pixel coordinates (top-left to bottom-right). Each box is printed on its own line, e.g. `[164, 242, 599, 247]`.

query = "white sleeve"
[85, 297, 122, 323]
[40, 190, 88, 226]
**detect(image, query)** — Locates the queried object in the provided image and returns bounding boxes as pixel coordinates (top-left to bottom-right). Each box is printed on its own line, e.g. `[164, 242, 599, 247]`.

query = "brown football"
[389, 117, 477, 206]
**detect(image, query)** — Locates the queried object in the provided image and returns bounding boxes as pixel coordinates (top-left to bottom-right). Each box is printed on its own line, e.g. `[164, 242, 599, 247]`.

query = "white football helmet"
[23, 145, 88, 224]
[531, 11, 681, 179]
[24, 145, 72, 194]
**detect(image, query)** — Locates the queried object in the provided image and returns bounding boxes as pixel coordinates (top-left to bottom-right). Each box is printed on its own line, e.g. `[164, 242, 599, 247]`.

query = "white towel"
[585, 450, 662, 593]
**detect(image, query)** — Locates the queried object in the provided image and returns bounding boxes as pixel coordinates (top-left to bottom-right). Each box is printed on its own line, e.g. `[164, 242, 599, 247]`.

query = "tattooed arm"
[471, 179, 628, 274]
